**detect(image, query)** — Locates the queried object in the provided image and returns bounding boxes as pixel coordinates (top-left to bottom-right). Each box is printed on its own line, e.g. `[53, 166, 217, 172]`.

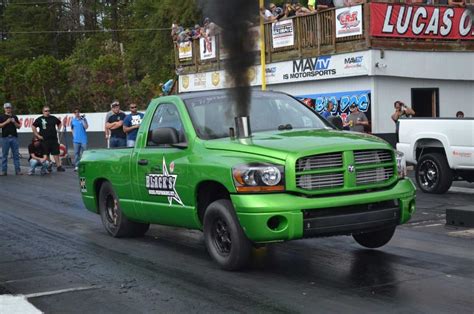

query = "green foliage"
[0, 0, 202, 114]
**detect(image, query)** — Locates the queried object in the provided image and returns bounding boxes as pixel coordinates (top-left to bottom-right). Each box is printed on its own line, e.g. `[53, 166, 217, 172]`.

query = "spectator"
[391, 101, 415, 123]
[456, 111, 464, 118]
[192, 24, 202, 40]
[123, 103, 144, 148]
[317, 0, 335, 11]
[322, 100, 335, 119]
[106, 102, 127, 148]
[104, 100, 120, 148]
[269, 3, 284, 21]
[171, 23, 180, 42]
[294, 3, 312, 16]
[282, 3, 296, 19]
[32, 106, 65, 172]
[0, 102, 22, 176]
[71, 108, 88, 172]
[27, 136, 50, 176]
[344, 104, 369, 133]
[260, 6, 274, 22]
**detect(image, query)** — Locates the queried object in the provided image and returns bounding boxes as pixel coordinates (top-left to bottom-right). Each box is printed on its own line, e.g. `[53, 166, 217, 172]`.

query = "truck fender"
[413, 134, 452, 166]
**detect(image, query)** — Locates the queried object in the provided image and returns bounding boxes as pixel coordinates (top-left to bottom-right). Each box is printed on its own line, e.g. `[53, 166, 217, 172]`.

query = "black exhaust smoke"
[202, 0, 257, 137]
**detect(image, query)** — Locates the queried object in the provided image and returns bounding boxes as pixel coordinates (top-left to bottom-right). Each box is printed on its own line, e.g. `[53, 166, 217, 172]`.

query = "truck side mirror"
[151, 127, 179, 146]
[327, 116, 343, 130]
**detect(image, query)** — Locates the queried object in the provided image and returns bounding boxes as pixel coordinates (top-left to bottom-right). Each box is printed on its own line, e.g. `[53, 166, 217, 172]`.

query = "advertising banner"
[335, 5, 363, 38]
[178, 41, 193, 60]
[199, 36, 217, 60]
[370, 3, 474, 40]
[297, 90, 372, 123]
[16, 112, 108, 133]
[272, 19, 295, 48]
[179, 51, 370, 92]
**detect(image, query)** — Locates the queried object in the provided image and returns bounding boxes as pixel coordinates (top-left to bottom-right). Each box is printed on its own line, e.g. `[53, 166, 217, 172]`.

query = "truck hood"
[203, 129, 391, 160]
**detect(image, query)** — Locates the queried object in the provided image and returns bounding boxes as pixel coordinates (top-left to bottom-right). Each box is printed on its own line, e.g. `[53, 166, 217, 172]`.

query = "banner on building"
[179, 51, 371, 92]
[178, 41, 193, 60]
[272, 19, 295, 48]
[297, 90, 372, 123]
[335, 5, 363, 38]
[199, 36, 217, 60]
[370, 3, 474, 40]
[17, 113, 109, 133]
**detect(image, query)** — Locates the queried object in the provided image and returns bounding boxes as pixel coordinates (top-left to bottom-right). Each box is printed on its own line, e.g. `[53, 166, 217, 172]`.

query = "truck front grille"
[356, 167, 394, 185]
[354, 150, 393, 164]
[295, 149, 395, 192]
[297, 173, 344, 190]
[296, 153, 343, 171]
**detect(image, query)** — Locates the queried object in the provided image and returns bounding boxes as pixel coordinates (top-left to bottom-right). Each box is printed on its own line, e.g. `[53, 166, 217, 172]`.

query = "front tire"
[416, 153, 453, 194]
[353, 226, 396, 249]
[203, 200, 252, 270]
[99, 181, 150, 238]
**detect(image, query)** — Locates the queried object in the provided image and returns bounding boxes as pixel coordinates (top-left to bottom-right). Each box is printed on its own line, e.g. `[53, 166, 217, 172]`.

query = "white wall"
[372, 77, 474, 133]
[370, 50, 474, 81]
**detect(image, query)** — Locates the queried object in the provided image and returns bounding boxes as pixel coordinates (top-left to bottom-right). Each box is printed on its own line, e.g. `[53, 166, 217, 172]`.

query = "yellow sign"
[182, 75, 189, 89]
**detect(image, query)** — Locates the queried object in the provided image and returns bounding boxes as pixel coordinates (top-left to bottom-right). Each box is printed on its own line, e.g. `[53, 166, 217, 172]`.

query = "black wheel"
[416, 153, 453, 194]
[98, 182, 150, 238]
[353, 226, 396, 249]
[203, 200, 252, 270]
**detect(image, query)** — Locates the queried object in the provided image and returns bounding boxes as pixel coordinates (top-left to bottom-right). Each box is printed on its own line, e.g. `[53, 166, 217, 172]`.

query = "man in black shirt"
[32, 106, 66, 172]
[105, 102, 127, 148]
[27, 137, 50, 176]
[0, 103, 22, 175]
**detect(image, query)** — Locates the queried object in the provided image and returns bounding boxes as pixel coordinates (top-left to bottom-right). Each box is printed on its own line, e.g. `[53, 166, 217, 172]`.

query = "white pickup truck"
[397, 118, 474, 194]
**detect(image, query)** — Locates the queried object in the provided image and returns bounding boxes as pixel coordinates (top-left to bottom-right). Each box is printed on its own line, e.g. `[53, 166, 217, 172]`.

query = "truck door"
[133, 103, 196, 228]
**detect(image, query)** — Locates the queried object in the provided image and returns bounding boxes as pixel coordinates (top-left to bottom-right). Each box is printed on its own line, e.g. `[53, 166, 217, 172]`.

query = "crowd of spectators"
[171, 17, 220, 44]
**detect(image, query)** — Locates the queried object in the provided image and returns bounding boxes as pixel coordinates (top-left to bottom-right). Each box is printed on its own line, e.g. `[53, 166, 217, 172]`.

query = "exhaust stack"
[235, 116, 252, 139]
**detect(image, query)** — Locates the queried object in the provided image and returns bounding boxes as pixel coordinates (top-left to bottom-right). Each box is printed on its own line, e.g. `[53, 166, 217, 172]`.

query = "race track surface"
[0, 170, 473, 313]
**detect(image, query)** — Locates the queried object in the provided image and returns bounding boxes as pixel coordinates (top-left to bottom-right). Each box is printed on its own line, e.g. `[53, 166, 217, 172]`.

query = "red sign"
[370, 3, 474, 40]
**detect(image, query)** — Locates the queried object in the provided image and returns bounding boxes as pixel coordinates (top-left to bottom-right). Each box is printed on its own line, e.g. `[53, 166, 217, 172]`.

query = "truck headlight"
[232, 164, 285, 193]
[396, 151, 407, 179]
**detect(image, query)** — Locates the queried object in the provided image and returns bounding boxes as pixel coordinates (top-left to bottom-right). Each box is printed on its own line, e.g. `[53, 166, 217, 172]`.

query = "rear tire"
[416, 153, 453, 194]
[203, 200, 252, 270]
[353, 226, 396, 249]
[98, 181, 150, 238]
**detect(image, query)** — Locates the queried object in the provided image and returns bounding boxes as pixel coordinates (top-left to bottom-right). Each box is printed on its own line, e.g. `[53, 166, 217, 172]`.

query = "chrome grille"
[354, 150, 393, 165]
[296, 153, 343, 172]
[356, 167, 394, 185]
[297, 173, 344, 190]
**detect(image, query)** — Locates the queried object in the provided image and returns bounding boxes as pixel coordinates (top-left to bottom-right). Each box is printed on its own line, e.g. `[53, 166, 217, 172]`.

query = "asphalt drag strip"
[0, 168, 473, 313]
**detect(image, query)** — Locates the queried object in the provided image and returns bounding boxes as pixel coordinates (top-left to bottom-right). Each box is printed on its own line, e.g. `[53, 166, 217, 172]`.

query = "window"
[147, 103, 185, 147]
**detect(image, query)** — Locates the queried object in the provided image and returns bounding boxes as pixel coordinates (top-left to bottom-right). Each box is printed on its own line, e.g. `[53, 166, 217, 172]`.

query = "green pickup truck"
[79, 90, 416, 270]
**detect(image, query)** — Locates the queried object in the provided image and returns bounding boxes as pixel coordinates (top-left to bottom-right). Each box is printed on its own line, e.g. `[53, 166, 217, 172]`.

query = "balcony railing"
[175, 1, 474, 74]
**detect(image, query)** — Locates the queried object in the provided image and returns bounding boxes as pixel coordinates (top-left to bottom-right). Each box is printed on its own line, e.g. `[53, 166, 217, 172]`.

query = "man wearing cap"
[344, 104, 369, 133]
[105, 101, 127, 148]
[0, 103, 22, 175]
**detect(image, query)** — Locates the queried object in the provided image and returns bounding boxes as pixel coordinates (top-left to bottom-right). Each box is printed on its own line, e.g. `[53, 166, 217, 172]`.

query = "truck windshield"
[184, 93, 330, 140]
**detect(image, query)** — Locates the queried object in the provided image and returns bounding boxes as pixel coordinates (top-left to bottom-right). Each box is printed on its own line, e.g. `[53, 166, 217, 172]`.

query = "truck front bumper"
[231, 178, 416, 243]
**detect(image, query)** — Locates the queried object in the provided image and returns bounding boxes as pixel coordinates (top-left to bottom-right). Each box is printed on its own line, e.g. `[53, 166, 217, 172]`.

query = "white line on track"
[449, 187, 474, 194]
[25, 286, 101, 299]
